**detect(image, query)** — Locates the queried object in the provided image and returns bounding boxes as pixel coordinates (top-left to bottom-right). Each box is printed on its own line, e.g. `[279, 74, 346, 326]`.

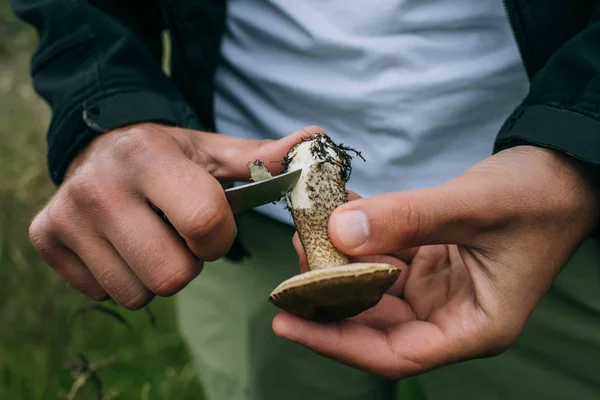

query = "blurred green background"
[0, 2, 426, 399]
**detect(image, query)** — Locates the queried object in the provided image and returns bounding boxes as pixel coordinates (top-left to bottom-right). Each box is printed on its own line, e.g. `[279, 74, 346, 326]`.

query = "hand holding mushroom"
[273, 145, 599, 380]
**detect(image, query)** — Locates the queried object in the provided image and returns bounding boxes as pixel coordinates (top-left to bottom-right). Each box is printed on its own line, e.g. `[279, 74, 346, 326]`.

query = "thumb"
[294, 190, 363, 273]
[328, 183, 492, 256]
[197, 126, 322, 181]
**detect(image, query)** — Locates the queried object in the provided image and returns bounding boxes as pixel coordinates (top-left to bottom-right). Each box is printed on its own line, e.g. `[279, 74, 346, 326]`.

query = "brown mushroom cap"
[269, 263, 400, 322]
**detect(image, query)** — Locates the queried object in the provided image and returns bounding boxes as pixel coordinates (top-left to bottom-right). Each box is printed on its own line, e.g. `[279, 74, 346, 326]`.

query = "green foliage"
[398, 378, 428, 400]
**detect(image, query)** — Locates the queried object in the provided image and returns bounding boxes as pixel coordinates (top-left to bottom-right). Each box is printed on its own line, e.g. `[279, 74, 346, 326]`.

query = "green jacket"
[12, 0, 600, 185]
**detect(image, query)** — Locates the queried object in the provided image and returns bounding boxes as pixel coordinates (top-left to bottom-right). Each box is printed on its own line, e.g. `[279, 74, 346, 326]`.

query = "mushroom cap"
[269, 263, 400, 322]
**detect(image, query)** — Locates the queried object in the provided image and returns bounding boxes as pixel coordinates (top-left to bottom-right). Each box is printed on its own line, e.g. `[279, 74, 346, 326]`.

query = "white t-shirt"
[214, 0, 529, 225]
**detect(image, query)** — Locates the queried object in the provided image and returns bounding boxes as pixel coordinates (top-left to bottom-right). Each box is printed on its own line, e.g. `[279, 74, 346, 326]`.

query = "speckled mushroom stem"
[291, 162, 349, 270]
[282, 134, 362, 270]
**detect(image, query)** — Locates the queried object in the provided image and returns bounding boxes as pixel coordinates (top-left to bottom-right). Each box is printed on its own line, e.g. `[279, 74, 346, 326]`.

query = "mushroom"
[248, 160, 273, 182]
[267, 134, 400, 322]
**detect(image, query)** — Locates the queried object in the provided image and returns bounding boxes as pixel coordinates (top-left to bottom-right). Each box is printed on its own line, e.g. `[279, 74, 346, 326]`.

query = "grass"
[0, 3, 427, 399]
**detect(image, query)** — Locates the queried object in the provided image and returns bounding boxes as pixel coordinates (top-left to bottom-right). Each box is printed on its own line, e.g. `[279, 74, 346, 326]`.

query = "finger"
[349, 295, 415, 330]
[342, 191, 419, 263]
[198, 126, 322, 180]
[402, 245, 463, 319]
[365, 255, 408, 297]
[346, 190, 361, 202]
[292, 232, 310, 273]
[390, 248, 420, 264]
[333, 253, 409, 296]
[29, 212, 108, 300]
[296, 190, 415, 268]
[273, 313, 393, 377]
[32, 240, 109, 300]
[102, 199, 202, 297]
[328, 184, 490, 257]
[298, 188, 415, 267]
[138, 158, 237, 261]
[405, 246, 472, 304]
[49, 248, 111, 301]
[67, 235, 153, 309]
[273, 313, 469, 380]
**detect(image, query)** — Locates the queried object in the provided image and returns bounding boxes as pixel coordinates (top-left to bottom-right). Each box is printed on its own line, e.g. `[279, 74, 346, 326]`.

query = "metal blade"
[224, 168, 302, 214]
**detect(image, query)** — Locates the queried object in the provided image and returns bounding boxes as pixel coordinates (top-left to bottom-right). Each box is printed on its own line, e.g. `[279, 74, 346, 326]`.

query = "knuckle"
[179, 202, 229, 241]
[64, 171, 105, 205]
[392, 196, 424, 241]
[112, 127, 161, 164]
[63, 171, 123, 218]
[45, 199, 73, 234]
[29, 213, 52, 253]
[150, 263, 201, 297]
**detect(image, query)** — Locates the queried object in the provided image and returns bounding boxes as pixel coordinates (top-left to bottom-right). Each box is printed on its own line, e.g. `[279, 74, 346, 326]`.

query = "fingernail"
[334, 210, 369, 249]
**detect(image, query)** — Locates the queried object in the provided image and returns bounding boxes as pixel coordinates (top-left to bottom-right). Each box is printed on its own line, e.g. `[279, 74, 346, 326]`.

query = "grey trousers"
[177, 211, 600, 400]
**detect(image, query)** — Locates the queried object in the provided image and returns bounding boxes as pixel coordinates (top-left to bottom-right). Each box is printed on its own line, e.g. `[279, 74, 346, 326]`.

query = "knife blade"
[224, 168, 302, 214]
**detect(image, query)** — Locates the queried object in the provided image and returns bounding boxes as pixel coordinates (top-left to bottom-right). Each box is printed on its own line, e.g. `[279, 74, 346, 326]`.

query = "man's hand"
[30, 123, 316, 309]
[273, 146, 599, 379]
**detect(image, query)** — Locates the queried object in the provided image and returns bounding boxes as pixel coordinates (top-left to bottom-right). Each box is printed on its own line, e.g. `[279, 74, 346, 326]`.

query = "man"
[13, 1, 600, 399]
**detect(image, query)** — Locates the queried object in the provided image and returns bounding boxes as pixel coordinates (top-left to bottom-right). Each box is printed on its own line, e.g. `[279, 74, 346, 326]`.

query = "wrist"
[510, 145, 600, 235]
[65, 122, 168, 179]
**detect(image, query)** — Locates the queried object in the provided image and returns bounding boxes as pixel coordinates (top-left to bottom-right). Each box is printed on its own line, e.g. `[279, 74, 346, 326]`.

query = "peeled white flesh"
[285, 136, 341, 209]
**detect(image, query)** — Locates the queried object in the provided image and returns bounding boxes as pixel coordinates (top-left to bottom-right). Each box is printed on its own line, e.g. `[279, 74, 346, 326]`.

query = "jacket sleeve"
[494, 5, 600, 170]
[11, 0, 203, 185]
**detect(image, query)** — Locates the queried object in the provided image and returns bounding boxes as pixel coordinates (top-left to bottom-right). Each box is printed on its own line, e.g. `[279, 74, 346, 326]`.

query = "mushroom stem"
[291, 163, 349, 270]
[283, 134, 354, 269]
[248, 160, 273, 182]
